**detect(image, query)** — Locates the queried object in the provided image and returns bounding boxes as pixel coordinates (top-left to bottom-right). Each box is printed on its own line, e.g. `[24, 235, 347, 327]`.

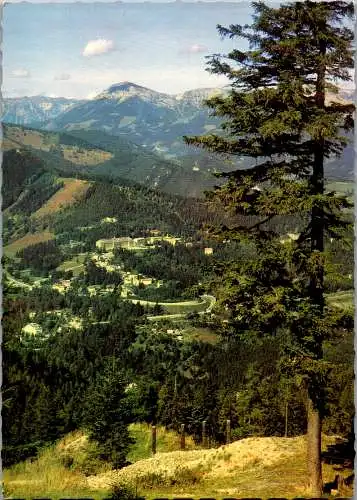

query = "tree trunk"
[306, 32, 326, 496]
[307, 397, 322, 496]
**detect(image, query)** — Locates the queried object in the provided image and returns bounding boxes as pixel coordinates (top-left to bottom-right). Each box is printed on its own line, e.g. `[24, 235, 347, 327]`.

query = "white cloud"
[11, 68, 31, 78]
[54, 72, 71, 81]
[184, 44, 208, 54]
[82, 38, 115, 57]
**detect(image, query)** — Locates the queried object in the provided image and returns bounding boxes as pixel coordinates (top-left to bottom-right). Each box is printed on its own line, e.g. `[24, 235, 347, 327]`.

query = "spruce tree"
[184, 1, 354, 494]
[82, 358, 134, 469]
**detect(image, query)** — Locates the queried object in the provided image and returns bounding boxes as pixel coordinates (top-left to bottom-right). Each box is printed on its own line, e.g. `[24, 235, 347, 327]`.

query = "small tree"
[184, 1, 354, 494]
[82, 358, 134, 468]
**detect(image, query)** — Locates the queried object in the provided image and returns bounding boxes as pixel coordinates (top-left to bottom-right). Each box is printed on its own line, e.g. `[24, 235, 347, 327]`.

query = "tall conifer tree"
[185, 1, 354, 494]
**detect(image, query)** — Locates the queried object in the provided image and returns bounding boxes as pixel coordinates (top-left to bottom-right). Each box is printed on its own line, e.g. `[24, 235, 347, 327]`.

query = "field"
[5, 430, 352, 499]
[128, 295, 214, 315]
[326, 180, 354, 195]
[326, 290, 354, 310]
[34, 178, 91, 217]
[6, 127, 54, 151]
[183, 326, 219, 344]
[57, 253, 87, 276]
[2, 137, 22, 150]
[4, 126, 113, 167]
[4, 230, 55, 257]
[60, 145, 113, 165]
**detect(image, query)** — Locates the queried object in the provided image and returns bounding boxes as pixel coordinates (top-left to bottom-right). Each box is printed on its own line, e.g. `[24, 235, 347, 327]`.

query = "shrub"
[107, 483, 144, 500]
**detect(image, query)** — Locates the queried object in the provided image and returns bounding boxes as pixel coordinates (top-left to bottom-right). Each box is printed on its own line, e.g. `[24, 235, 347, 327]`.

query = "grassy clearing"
[183, 326, 219, 344]
[326, 290, 354, 310]
[2, 137, 22, 150]
[3, 431, 111, 499]
[6, 127, 53, 151]
[128, 423, 197, 463]
[4, 127, 112, 167]
[60, 145, 113, 166]
[4, 230, 55, 257]
[57, 253, 87, 276]
[34, 178, 91, 217]
[326, 180, 354, 196]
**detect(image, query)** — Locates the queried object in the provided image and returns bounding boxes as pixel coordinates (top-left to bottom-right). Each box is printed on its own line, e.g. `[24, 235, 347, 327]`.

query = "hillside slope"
[4, 429, 352, 499]
[2, 123, 225, 197]
[86, 434, 352, 498]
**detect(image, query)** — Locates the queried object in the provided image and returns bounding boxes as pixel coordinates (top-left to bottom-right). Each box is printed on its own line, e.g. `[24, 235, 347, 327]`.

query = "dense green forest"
[3, 277, 353, 467]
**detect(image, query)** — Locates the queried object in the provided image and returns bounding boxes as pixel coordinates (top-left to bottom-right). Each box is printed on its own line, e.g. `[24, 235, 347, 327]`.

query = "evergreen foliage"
[184, 1, 354, 494]
[82, 359, 135, 469]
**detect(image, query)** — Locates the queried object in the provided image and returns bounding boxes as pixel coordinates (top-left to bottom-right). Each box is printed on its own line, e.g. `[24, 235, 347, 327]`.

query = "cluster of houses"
[95, 234, 182, 251]
[95, 232, 214, 256]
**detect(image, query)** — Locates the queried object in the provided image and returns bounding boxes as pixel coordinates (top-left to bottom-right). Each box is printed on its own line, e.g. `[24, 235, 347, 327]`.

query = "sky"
[3, 2, 259, 99]
[3, 1, 353, 99]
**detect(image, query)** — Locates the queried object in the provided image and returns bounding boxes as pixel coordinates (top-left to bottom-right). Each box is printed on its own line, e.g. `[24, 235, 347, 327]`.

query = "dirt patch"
[4, 230, 55, 256]
[34, 178, 91, 217]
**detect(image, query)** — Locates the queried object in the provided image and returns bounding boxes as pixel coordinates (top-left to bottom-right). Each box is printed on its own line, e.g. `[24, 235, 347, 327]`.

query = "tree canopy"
[185, 1, 354, 494]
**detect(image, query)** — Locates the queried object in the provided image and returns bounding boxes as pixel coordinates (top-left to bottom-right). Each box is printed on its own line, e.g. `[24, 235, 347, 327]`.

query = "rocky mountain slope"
[2, 96, 84, 127]
[44, 82, 224, 157]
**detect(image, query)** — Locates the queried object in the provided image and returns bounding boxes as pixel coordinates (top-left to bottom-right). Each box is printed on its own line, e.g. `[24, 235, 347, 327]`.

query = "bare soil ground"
[34, 178, 91, 217]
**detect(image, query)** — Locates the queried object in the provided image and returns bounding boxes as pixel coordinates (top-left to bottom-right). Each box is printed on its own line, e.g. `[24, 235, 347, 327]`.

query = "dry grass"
[87, 436, 306, 490]
[3, 431, 111, 498]
[87, 434, 353, 499]
[4, 126, 112, 166]
[34, 178, 91, 217]
[4, 436, 90, 497]
[4, 430, 353, 499]
[4, 230, 55, 256]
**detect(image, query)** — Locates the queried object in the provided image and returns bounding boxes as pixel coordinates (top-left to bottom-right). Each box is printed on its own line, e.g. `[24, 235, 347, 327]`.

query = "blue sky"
[3, 2, 259, 98]
[4, 1, 352, 99]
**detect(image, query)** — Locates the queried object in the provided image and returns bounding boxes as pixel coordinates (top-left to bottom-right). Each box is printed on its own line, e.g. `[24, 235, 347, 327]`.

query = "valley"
[3, 79, 354, 500]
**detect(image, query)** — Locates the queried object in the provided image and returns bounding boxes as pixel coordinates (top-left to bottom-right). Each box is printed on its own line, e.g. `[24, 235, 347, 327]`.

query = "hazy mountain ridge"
[2, 96, 85, 127]
[3, 83, 354, 182]
[3, 83, 224, 156]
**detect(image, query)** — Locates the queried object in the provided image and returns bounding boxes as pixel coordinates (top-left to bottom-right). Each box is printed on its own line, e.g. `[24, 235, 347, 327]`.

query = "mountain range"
[4, 82, 224, 157]
[2, 96, 86, 128]
[3, 82, 354, 188]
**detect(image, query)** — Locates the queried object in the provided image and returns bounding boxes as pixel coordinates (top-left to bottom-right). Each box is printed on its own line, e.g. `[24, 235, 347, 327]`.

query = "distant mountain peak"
[106, 82, 149, 93]
[98, 81, 176, 106]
